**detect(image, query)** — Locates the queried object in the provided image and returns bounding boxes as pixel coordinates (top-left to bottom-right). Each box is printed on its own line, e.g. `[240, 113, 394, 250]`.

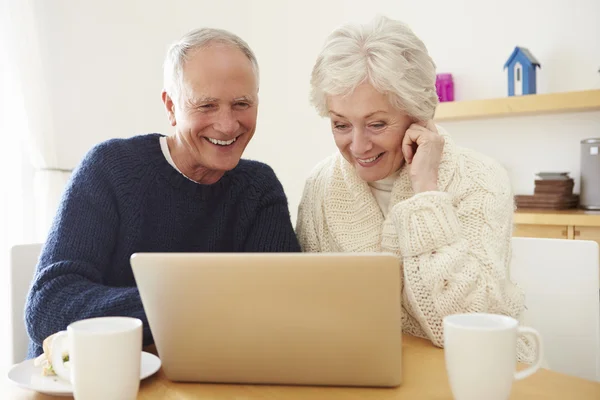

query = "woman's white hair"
[163, 28, 259, 103]
[310, 15, 438, 121]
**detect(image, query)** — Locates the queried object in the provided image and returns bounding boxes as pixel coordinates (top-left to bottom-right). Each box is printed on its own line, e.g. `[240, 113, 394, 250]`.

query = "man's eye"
[234, 102, 250, 109]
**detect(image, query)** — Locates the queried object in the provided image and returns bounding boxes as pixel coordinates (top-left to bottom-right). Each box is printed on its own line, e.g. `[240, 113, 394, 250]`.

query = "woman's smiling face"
[327, 83, 412, 182]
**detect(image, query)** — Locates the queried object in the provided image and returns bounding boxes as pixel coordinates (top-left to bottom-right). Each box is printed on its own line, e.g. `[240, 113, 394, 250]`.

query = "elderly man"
[25, 28, 301, 358]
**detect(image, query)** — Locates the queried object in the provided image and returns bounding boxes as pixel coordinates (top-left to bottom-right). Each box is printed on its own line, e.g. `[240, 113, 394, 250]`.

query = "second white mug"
[443, 313, 543, 400]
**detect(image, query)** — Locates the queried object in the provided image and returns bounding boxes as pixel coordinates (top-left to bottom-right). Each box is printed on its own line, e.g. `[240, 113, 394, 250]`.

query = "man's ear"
[161, 90, 177, 127]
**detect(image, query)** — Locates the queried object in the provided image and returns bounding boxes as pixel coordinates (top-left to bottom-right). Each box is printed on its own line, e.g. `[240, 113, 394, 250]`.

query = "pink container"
[436, 73, 454, 102]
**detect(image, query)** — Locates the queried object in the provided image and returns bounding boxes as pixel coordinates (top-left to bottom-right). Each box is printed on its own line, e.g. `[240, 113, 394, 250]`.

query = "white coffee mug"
[50, 316, 143, 400]
[443, 313, 543, 400]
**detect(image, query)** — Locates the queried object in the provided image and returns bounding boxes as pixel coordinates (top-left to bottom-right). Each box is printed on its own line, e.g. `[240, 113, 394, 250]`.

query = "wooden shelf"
[434, 89, 600, 121]
[514, 209, 600, 227]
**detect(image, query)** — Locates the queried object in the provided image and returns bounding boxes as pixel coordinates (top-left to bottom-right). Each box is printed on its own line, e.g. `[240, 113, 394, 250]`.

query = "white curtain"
[4, 0, 72, 241]
[0, 0, 31, 368]
[1, 0, 69, 367]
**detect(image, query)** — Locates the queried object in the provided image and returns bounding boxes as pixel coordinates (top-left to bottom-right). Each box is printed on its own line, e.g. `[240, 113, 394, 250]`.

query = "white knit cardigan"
[296, 126, 533, 361]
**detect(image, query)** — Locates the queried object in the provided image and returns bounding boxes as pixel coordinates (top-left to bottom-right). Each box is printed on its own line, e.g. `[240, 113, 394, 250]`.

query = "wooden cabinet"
[574, 225, 600, 242]
[513, 224, 568, 239]
[574, 226, 600, 260]
[514, 210, 600, 240]
[514, 209, 600, 227]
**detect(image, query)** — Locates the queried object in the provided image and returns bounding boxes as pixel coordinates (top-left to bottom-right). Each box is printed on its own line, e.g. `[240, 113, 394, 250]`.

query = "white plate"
[7, 351, 161, 397]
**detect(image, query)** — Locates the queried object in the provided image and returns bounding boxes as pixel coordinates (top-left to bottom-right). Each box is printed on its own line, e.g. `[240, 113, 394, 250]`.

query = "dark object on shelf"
[516, 174, 578, 210]
[515, 194, 579, 210]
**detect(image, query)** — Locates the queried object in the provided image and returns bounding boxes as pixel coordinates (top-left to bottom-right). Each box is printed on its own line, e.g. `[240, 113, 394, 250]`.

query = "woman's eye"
[370, 123, 386, 129]
[333, 123, 349, 130]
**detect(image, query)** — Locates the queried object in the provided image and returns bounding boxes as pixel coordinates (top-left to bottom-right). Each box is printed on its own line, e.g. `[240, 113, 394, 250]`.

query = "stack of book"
[515, 172, 579, 210]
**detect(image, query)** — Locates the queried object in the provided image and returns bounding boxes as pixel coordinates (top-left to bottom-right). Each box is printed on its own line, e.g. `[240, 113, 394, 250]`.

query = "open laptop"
[130, 252, 403, 387]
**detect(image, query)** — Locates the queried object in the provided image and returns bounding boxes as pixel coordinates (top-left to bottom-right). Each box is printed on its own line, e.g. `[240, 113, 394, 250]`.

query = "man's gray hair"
[310, 15, 438, 121]
[163, 27, 259, 102]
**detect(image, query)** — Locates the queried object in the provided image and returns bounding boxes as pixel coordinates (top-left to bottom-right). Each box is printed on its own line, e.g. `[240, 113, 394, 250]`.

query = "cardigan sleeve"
[389, 171, 528, 356]
[296, 176, 322, 253]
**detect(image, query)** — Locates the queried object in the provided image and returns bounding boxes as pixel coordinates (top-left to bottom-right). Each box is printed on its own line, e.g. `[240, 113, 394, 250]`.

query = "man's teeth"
[358, 153, 382, 163]
[207, 137, 237, 146]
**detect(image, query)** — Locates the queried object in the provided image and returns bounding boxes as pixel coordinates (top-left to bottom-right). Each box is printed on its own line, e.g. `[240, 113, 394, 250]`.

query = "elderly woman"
[297, 16, 531, 360]
[25, 28, 300, 359]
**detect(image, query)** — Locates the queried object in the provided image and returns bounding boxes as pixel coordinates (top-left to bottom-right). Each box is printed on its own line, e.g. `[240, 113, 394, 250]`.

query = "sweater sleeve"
[295, 176, 322, 252]
[390, 171, 525, 350]
[25, 144, 152, 355]
[243, 166, 301, 253]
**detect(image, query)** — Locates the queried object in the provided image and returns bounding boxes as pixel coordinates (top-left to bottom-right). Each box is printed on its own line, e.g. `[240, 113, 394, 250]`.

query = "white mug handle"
[50, 331, 72, 383]
[514, 326, 543, 380]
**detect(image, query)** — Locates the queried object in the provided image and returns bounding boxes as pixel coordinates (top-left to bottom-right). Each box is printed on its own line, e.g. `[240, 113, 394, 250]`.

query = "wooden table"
[4, 335, 600, 399]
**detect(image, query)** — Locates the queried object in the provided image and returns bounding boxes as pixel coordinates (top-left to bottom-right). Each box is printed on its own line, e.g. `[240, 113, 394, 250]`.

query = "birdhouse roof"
[503, 46, 541, 69]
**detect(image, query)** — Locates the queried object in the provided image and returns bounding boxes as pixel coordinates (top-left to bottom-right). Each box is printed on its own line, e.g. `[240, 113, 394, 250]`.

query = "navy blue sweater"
[25, 134, 301, 358]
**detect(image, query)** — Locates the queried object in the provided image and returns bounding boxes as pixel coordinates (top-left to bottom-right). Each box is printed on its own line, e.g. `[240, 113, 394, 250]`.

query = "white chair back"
[510, 237, 600, 381]
[9, 243, 43, 364]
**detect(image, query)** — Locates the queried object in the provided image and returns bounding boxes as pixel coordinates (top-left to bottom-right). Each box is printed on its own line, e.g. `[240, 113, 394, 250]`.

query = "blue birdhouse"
[503, 46, 541, 96]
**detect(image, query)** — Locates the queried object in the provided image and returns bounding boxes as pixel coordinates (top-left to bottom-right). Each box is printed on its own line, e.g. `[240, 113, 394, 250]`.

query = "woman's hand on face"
[402, 120, 444, 193]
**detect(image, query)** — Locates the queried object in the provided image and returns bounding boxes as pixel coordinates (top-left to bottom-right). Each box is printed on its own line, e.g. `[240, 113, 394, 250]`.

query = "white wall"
[30, 0, 600, 224]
